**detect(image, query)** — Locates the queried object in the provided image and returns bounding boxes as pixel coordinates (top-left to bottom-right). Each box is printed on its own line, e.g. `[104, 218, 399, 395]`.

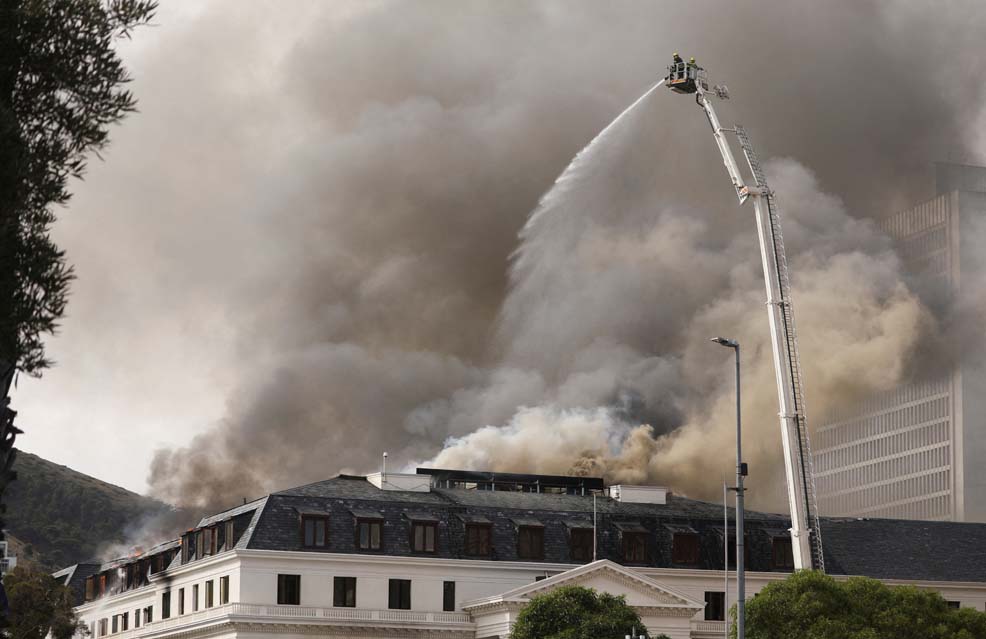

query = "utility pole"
[712, 337, 745, 639]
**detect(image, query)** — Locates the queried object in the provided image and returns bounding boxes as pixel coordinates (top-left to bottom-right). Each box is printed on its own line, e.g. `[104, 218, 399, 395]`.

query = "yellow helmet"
[673, 52, 679, 57]
[689, 57, 696, 63]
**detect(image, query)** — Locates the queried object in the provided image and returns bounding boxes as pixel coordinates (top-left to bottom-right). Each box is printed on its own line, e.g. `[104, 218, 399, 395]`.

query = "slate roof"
[821, 518, 986, 582]
[56, 473, 986, 606]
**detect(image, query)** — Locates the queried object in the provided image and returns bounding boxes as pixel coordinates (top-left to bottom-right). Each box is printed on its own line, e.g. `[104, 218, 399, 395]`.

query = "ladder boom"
[687, 78, 824, 571]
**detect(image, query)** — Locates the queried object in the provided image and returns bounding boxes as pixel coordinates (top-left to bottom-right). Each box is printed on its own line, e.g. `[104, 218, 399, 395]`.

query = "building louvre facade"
[815, 163, 986, 522]
[55, 469, 986, 639]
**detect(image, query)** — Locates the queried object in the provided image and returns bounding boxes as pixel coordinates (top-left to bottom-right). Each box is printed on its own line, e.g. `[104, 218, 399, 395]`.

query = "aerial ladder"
[665, 59, 824, 571]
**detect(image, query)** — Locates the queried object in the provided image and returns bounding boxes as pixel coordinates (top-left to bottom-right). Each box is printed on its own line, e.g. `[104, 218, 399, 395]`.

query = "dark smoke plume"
[145, 1, 986, 516]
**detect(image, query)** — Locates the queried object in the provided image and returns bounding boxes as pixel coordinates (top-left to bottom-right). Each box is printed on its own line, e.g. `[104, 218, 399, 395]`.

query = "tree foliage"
[511, 585, 662, 639]
[0, 0, 156, 374]
[1, 566, 82, 639]
[739, 570, 986, 639]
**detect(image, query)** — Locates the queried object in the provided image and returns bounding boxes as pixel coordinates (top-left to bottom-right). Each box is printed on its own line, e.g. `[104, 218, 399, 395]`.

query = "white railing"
[140, 603, 471, 633]
[691, 619, 726, 636]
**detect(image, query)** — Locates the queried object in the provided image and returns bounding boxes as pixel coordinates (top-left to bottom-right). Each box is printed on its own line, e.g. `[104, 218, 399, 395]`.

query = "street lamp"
[711, 337, 746, 639]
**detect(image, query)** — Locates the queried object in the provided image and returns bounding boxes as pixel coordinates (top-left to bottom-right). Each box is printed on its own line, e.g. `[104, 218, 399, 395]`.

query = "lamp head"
[710, 336, 739, 348]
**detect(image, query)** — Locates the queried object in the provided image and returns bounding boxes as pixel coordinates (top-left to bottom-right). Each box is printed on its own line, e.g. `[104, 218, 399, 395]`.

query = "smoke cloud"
[141, 1, 986, 516]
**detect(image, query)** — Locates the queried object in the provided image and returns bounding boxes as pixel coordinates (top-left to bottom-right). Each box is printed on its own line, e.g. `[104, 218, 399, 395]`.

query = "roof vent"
[366, 472, 431, 492]
[608, 485, 668, 505]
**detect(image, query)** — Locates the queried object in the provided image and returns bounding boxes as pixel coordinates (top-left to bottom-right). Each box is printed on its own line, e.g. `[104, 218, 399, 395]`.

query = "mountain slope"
[4, 449, 171, 571]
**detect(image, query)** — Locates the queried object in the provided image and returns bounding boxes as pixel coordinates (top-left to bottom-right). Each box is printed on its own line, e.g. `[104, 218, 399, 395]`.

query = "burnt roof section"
[417, 467, 605, 491]
[821, 518, 986, 582]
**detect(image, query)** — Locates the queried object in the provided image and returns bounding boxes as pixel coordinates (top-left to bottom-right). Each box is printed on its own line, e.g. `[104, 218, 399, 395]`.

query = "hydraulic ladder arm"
[677, 74, 824, 571]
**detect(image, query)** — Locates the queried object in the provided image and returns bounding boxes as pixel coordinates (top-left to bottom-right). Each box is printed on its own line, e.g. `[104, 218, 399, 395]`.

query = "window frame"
[622, 531, 648, 563]
[277, 574, 302, 606]
[464, 523, 492, 557]
[704, 591, 725, 621]
[162, 591, 171, 619]
[205, 580, 214, 608]
[301, 514, 329, 548]
[771, 537, 795, 569]
[411, 521, 437, 553]
[388, 578, 412, 610]
[178, 587, 185, 615]
[225, 519, 236, 551]
[671, 532, 700, 565]
[333, 576, 357, 607]
[517, 525, 545, 560]
[569, 528, 594, 562]
[220, 575, 229, 605]
[443, 580, 455, 612]
[192, 584, 199, 612]
[356, 517, 383, 551]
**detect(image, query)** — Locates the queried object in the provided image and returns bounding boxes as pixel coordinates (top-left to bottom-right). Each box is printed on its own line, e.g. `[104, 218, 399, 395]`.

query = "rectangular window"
[517, 526, 544, 560]
[333, 576, 357, 607]
[771, 538, 795, 569]
[220, 576, 229, 604]
[202, 527, 212, 556]
[302, 515, 328, 548]
[947, 600, 961, 610]
[85, 576, 96, 601]
[465, 524, 491, 556]
[225, 519, 236, 551]
[205, 580, 214, 608]
[412, 522, 437, 553]
[178, 588, 185, 615]
[210, 525, 219, 555]
[704, 591, 725, 621]
[162, 591, 171, 619]
[98, 619, 107, 637]
[134, 609, 140, 628]
[196, 531, 205, 558]
[622, 532, 647, 563]
[388, 579, 411, 610]
[443, 581, 455, 612]
[278, 574, 301, 605]
[357, 519, 382, 550]
[569, 528, 593, 561]
[193, 584, 199, 612]
[672, 533, 700, 565]
[112, 616, 118, 634]
[121, 613, 128, 632]
[144, 606, 153, 623]
[99, 574, 107, 596]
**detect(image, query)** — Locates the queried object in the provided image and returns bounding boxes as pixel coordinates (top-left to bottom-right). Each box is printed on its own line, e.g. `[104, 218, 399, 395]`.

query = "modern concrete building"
[54, 469, 986, 639]
[814, 163, 986, 522]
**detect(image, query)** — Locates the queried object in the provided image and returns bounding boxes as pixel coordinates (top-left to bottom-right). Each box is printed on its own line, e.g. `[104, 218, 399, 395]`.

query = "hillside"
[4, 449, 172, 571]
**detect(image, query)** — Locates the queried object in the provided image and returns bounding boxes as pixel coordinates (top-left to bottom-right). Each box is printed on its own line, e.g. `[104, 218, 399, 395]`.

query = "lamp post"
[711, 337, 745, 639]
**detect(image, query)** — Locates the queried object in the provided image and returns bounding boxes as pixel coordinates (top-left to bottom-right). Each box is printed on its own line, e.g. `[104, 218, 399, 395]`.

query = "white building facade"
[58, 469, 986, 639]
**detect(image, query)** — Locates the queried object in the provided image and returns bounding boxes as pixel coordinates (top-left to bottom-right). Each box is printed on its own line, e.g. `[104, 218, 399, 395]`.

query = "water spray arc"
[665, 59, 824, 571]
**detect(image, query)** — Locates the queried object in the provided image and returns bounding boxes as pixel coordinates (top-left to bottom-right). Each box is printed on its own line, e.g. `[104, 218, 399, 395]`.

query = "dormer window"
[407, 513, 439, 553]
[352, 510, 384, 550]
[671, 532, 700, 565]
[225, 519, 236, 551]
[300, 514, 329, 548]
[614, 522, 648, 563]
[464, 522, 492, 556]
[568, 526, 593, 562]
[85, 576, 95, 601]
[513, 518, 544, 560]
[771, 537, 794, 569]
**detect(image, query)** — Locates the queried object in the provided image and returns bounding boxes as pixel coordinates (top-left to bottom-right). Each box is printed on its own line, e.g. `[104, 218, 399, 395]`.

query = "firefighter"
[673, 52, 683, 65]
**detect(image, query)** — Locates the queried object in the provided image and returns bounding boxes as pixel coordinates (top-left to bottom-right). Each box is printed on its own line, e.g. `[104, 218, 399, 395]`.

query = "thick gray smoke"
[146, 1, 986, 515]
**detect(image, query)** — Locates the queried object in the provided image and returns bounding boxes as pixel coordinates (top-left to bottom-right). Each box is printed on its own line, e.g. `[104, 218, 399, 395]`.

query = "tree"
[1, 0, 157, 375]
[738, 570, 986, 639]
[511, 585, 666, 639]
[1, 566, 83, 639]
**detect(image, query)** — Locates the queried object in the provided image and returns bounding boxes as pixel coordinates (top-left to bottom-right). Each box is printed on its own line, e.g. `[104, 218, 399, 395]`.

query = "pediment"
[466, 560, 703, 613]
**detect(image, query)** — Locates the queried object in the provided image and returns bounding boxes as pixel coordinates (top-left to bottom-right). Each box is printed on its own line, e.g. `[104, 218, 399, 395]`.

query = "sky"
[11, 1, 986, 513]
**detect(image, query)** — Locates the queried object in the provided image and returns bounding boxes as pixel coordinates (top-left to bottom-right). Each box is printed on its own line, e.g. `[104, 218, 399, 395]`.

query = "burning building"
[55, 468, 986, 639]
